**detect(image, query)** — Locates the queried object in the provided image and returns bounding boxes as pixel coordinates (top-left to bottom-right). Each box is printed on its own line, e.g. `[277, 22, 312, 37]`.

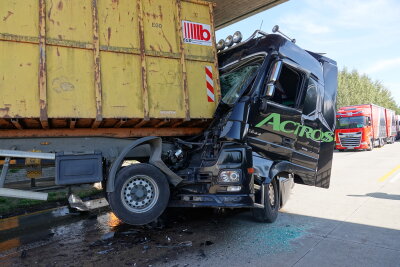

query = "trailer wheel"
[107, 163, 170, 225]
[252, 178, 280, 223]
[378, 138, 384, 147]
[367, 138, 373, 151]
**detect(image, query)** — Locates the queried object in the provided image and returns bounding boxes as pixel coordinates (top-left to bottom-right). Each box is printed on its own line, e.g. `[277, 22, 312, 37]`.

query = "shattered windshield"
[220, 63, 261, 105]
[337, 116, 367, 129]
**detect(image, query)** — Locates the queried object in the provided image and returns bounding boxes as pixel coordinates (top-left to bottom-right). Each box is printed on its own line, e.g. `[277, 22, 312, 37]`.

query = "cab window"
[269, 63, 305, 108]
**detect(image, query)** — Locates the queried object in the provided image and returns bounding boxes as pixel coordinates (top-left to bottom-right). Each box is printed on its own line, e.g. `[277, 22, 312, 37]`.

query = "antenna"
[272, 25, 296, 43]
[259, 20, 264, 31]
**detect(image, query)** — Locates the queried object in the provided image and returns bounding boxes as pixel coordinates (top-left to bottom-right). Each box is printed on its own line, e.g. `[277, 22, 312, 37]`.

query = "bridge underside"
[213, 0, 288, 29]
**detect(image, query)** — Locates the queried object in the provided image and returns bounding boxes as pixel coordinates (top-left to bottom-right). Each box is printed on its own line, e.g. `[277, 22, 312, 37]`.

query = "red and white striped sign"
[205, 66, 215, 102]
[182, 20, 212, 46]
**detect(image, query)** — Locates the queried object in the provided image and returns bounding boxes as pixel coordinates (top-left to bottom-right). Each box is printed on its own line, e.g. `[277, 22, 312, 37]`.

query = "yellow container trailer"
[0, 0, 220, 137]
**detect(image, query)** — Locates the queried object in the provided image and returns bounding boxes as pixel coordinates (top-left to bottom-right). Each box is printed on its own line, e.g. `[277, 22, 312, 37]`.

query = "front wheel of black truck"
[107, 164, 170, 225]
[252, 178, 280, 223]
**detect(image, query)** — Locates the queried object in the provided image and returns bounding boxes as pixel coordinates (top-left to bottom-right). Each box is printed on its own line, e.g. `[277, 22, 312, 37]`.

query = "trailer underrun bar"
[0, 149, 54, 200]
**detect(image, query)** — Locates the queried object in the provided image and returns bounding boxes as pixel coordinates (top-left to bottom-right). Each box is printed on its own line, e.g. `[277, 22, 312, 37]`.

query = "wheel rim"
[121, 175, 159, 213]
[268, 183, 275, 206]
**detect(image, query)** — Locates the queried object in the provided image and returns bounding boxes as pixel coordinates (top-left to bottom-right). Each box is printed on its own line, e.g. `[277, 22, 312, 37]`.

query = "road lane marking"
[378, 165, 400, 182]
[390, 172, 400, 183]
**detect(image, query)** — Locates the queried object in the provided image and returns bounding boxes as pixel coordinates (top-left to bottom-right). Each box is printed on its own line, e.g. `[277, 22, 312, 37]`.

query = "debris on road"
[156, 241, 193, 248]
[68, 194, 90, 212]
[182, 229, 194, 235]
[101, 232, 115, 241]
[97, 248, 114, 255]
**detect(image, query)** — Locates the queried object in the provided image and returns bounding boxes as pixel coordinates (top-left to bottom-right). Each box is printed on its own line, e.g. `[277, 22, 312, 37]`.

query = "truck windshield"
[220, 63, 260, 105]
[337, 116, 367, 129]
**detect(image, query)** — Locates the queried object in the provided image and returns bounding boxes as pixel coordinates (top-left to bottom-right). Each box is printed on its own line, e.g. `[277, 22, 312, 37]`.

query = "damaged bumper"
[168, 194, 254, 208]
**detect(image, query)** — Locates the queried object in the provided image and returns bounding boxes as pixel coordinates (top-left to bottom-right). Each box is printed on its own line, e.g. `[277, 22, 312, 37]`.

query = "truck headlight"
[218, 170, 240, 183]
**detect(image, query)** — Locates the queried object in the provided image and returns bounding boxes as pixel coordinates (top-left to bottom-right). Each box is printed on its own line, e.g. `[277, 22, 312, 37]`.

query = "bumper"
[168, 194, 254, 208]
[335, 143, 369, 150]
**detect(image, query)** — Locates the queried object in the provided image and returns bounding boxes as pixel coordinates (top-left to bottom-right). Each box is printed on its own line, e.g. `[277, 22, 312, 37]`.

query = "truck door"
[292, 77, 322, 185]
[248, 60, 306, 165]
[249, 59, 337, 189]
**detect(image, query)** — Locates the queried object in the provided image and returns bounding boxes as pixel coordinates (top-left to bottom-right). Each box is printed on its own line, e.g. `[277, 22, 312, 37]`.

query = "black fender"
[253, 153, 306, 182]
[252, 154, 298, 207]
[106, 136, 182, 192]
[252, 152, 274, 184]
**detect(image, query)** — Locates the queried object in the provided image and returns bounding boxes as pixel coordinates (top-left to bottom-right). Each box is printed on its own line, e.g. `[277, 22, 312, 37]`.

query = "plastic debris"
[156, 241, 192, 248]
[101, 232, 115, 241]
[68, 194, 89, 212]
[97, 248, 114, 255]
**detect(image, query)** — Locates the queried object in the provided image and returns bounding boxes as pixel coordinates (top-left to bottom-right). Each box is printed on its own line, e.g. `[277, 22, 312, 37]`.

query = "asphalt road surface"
[1, 143, 400, 267]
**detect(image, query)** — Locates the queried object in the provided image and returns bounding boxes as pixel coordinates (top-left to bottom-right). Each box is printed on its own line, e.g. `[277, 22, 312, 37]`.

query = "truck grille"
[338, 132, 362, 148]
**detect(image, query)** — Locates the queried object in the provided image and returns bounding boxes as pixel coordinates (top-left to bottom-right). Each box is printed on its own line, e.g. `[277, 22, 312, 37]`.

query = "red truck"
[335, 104, 389, 151]
[396, 115, 400, 140]
[385, 109, 397, 144]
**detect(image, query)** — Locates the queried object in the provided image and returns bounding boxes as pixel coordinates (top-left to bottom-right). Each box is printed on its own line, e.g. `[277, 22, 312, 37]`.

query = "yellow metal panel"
[181, 1, 214, 61]
[98, 0, 140, 50]
[187, 61, 218, 118]
[0, 42, 40, 118]
[0, 0, 219, 125]
[147, 57, 184, 118]
[46, 0, 92, 43]
[0, 0, 39, 38]
[47, 46, 96, 118]
[101, 52, 144, 118]
[143, 0, 179, 56]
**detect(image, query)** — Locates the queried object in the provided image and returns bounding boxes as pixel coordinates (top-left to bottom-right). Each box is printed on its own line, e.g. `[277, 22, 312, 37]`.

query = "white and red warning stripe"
[205, 66, 215, 102]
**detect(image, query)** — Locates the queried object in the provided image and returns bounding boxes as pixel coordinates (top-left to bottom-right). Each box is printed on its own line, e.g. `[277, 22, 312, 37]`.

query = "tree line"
[337, 68, 399, 113]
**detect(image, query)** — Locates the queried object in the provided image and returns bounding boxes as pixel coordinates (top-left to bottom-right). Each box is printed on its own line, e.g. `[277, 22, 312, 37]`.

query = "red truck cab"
[335, 104, 387, 151]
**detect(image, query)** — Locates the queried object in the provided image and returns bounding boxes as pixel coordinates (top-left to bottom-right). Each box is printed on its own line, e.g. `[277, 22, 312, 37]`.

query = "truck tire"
[107, 163, 170, 225]
[252, 178, 280, 223]
[367, 138, 373, 151]
[379, 138, 384, 147]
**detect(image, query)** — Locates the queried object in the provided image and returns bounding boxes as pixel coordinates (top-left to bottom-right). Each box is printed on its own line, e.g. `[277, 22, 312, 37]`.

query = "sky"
[216, 0, 400, 105]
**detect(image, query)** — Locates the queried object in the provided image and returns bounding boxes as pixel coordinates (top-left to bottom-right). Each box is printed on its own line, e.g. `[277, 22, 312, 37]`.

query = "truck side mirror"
[265, 83, 275, 97]
[263, 60, 282, 98]
[270, 61, 282, 83]
[365, 117, 371, 126]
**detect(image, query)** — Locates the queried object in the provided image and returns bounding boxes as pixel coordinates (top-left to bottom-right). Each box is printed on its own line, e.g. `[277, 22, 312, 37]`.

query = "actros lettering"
[255, 113, 334, 142]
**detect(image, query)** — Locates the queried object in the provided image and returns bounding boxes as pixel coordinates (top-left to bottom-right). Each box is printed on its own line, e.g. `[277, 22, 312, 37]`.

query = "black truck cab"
[105, 31, 338, 225]
[218, 32, 338, 189]
[165, 32, 338, 221]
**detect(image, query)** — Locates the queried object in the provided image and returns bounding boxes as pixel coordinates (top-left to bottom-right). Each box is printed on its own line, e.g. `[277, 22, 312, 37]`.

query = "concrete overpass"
[213, 0, 288, 29]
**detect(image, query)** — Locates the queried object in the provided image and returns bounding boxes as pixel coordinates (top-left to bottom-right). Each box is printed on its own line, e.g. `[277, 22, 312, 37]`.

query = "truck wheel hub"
[121, 175, 159, 213]
[269, 183, 275, 206]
